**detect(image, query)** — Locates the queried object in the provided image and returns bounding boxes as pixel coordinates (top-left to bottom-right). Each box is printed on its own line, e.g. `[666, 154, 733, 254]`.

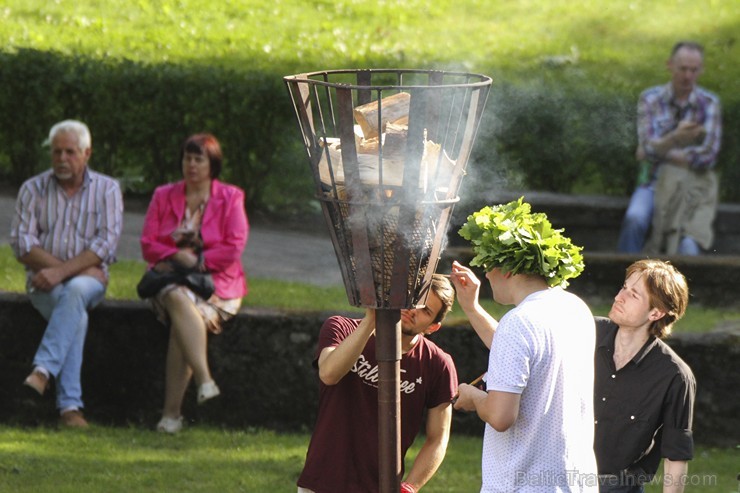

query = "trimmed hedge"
[1, 49, 738, 217]
[0, 49, 313, 215]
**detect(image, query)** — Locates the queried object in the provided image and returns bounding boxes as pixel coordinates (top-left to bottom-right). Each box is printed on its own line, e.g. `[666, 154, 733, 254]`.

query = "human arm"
[141, 185, 178, 265]
[663, 459, 689, 493]
[450, 261, 498, 348]
[649, 119, 710, 169]
[646, 121, 705, 159]
[88, 179, 124, 266]
[635, 119, 704, 172]
[679, 93, 722, 171]
[453, 385, 520, 432]
[20, 248, 105, 290]
[317, 310, 376, 385]
[637, 90, 721, 171]
[402, 402, 452, 491]
[656, 369, 695, 492]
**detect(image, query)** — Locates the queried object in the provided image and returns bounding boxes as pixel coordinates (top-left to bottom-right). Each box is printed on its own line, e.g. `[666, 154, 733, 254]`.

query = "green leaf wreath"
[458, 197, 585, 288]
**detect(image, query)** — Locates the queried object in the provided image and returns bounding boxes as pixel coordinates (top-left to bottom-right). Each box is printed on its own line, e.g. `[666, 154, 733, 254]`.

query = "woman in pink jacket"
[140, 133, 248, 433]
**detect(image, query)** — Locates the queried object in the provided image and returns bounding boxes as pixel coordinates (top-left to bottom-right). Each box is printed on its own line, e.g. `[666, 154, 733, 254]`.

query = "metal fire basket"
[284, 69, 491, 493]
[284, 69, 491, 309]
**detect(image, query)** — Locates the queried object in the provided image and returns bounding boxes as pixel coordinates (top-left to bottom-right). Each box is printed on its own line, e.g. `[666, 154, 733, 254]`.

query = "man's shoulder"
[411, 337, 456, 386]
[534, 287, 593, 318]
[417, 335, 454, 361]
[639, 83, 669, 101]
[594, 316, 617, 331]
[321, 314, 361, 333]
[594, 316, 618, 345]
[87, 169, 122, 189]
[653, 337, 695, 380]
[21, 169, 54, 188]
[694, 85, 721, 104]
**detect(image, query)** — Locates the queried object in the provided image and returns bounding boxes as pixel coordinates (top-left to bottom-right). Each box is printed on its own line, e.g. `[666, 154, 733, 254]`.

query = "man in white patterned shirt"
[10, 119, 123, 428]
[451, 200, 597, 492]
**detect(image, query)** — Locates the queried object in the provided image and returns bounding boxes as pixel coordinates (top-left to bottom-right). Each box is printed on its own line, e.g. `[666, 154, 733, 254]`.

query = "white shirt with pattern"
[481, 287, 598, 493]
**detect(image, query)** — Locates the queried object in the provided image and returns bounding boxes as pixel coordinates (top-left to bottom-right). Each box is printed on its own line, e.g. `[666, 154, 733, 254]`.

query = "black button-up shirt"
[593, 317, 695, 478]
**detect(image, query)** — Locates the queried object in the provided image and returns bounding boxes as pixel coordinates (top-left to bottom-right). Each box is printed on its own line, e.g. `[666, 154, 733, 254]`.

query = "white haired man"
[10, 119, 123, 427]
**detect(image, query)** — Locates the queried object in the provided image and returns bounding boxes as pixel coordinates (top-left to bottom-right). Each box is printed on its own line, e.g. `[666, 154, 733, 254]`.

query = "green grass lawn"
[3, 0, 739, 101]
[1, 3, 738, 491]
[0, 426, 737, 492]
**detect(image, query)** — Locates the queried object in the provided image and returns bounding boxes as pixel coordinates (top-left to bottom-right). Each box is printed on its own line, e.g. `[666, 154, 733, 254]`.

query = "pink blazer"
[140, 179, 249, 299]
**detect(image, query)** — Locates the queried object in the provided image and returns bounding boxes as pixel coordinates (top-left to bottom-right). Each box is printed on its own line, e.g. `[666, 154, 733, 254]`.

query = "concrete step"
[441, 249, 740, 309]
[443, 191, 740, 308]
[451, 190, 740, 255]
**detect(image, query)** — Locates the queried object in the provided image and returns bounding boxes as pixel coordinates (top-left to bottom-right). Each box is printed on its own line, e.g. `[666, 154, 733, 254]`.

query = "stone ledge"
[442, 249, 740, 309]
[0, 292, 737, 446]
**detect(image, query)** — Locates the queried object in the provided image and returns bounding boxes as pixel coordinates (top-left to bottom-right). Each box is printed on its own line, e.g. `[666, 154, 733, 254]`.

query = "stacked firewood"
[318, 92, 455, 195]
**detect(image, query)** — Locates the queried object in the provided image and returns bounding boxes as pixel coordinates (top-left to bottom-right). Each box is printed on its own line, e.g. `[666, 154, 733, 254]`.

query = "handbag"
[137, 262, 215, 300]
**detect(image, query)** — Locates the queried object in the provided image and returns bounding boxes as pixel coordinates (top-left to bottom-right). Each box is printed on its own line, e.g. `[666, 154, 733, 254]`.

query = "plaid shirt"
[637, 82, 722, 171]
[10, 168, 123, 281]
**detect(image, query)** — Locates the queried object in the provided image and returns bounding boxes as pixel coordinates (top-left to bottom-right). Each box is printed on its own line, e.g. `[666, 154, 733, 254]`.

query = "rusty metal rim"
[315, 194, 460, 207]
[283, 68, 492, 91]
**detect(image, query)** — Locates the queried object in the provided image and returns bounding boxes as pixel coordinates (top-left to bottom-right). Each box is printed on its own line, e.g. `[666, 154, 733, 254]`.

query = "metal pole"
[376, 308, 401, 493]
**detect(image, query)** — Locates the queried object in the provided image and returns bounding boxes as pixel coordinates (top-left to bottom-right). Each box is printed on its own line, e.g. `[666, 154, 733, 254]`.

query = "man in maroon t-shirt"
[297, 274, 458, 493]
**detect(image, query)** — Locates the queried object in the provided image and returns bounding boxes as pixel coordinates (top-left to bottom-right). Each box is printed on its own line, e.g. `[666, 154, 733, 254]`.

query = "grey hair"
[670, 41, 704, 59]
[47, 120, 92, 151]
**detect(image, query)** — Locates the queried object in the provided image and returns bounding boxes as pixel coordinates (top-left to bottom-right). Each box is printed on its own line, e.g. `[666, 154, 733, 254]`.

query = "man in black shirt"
[594, 259, 695, 493]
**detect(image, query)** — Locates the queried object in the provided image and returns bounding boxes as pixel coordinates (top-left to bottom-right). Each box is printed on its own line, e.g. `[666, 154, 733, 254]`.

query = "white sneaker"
[156, 416, 183, 434]
[197, 381, 220, 404]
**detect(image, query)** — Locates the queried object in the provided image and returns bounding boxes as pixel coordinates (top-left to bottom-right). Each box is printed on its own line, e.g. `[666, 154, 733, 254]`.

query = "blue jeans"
[29, 275, 105, 411]
[617, 185, 653, 253]
[617, 184, 701, 255]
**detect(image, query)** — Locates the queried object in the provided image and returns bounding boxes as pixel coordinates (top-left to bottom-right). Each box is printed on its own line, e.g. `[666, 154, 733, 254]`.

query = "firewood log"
[353, 92, 411, 139]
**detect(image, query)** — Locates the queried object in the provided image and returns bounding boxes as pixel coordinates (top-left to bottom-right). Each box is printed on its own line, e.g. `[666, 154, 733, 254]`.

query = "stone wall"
[452, 191, 740, 255]
[1, 293, 737, 446]
[445, 191, 740, 308]
[440, 249, 740, 309]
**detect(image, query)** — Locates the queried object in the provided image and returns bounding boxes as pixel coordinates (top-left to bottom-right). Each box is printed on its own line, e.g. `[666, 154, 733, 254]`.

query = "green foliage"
[485, 82, 637, 195]
[459, 198, 585, 287]
[1, 0, 739, 213]
[0, 49, 313, 215]
[717, 100, 740, 201]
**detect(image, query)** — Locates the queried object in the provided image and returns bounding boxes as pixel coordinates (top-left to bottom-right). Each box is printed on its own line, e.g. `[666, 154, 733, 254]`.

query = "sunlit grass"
[0, 425, 736, 492]
[1, 0, 738, 99]
[0, 426, 308, 492]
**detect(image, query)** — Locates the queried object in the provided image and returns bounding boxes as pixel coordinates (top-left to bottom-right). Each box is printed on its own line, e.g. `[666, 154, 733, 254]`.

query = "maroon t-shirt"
[297, 316, 458, 493]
